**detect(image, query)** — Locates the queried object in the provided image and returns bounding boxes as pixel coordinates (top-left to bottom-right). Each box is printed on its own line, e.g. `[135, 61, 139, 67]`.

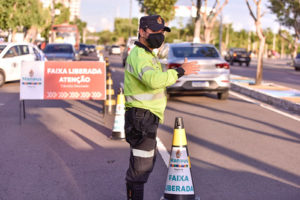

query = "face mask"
[146, 33, 165, 49]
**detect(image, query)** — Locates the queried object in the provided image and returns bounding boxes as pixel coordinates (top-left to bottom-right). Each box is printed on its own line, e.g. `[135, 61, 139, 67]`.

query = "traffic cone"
[161, 117, 200, 200]
[111, 88, 126, 140]
[105, 73, 115, 114]
[105, 56, 110, 71]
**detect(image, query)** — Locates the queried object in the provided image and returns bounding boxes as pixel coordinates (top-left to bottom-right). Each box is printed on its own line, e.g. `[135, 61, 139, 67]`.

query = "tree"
[41, 2, 70, 41]
[97, 30, 114, 45]
[137, 0, 177, 22]
[114, 18, 138, 41]
[268, 0, 300, 59]
[246, 0, 265, 85]
[201, 0, 229, 43]
[193, 0, 202, 42]
[54, 3, 70, 24]
[278, 28, 293, 58]
[70, 17, 87, 43]
[0, 0, 49, 42]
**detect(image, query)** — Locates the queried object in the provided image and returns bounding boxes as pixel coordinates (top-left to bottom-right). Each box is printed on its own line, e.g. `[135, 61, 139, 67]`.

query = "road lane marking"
[157, 137, 170, 167]
[157, 91, 299, 168]
[230, 91, 300, 122]
[0, 103, 4, 106]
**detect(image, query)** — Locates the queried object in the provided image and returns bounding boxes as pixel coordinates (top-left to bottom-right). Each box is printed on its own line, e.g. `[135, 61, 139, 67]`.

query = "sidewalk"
[230, 75, 300, 114]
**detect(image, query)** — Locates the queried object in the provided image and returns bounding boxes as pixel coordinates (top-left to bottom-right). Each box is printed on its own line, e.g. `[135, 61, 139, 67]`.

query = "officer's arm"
[141, 67, 179, 89]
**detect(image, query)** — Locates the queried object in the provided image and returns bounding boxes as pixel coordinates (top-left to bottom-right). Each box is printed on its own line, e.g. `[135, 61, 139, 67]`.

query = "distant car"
[0, 42, 43, 87]
[87, 45, 96, 53]
[43, 43, 79, 61]
[122, 36, 138, 66]
[225, 48, 251, 66]
[79, 43, 89, 56]
[158, 43, 230, 100]
[109, 45, 121, 55]
[294, 53, 300, 71]
[104, 45, 111, 52]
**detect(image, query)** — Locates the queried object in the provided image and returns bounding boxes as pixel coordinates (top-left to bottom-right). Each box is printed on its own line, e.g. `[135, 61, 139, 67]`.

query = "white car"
[109, 45, 121, 55]
[0, 43, 44, 87]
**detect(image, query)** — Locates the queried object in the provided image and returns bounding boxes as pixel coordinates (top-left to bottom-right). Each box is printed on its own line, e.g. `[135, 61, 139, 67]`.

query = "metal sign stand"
[19, 100, 26, 125]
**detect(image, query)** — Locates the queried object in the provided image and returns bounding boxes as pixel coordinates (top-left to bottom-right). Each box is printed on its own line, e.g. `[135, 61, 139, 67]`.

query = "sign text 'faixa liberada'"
[20, 61, 106, 100]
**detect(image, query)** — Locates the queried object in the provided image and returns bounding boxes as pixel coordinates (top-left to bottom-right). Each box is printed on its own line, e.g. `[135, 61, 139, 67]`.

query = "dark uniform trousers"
[125, 107, 159, 199]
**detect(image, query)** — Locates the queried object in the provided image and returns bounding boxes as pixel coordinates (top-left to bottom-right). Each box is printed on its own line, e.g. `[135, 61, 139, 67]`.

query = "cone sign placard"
[165, 146, 194, 195]
[111, 88, 125, 140]
[112, 103, 125, 133]
[162, 117, 199, 200]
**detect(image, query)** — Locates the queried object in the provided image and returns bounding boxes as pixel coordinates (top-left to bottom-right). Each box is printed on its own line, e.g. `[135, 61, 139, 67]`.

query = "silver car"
[294, 53, 300, 71]
[158, 43, 230, 100]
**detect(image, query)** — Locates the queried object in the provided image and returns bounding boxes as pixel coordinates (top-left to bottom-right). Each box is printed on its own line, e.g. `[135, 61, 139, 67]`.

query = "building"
[40, 0, 81, 21]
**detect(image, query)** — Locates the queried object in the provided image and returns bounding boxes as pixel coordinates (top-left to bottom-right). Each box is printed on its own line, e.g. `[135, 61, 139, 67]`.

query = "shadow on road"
[169, 97, 300, 141]
[159, 122, 300, 190]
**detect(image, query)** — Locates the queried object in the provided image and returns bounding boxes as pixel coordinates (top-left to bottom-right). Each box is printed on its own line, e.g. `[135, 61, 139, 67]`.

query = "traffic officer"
[124, 15, 200, 200]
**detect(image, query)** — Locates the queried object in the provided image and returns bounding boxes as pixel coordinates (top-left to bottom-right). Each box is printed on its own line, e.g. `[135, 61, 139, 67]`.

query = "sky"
[80, 0, 281, 33]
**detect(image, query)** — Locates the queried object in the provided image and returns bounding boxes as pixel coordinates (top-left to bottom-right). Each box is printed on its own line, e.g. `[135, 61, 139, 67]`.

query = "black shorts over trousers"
[125, 107, 159, 184]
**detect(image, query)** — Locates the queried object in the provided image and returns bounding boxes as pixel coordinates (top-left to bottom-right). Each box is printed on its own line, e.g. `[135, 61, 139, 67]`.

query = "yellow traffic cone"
[161, 117, 200, 200]
[105, 73, 115, 114]
[111, 88, 126, 140]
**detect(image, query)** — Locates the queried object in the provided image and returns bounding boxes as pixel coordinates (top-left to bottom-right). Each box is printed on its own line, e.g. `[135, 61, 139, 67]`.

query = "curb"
[230, 82, 300, 114]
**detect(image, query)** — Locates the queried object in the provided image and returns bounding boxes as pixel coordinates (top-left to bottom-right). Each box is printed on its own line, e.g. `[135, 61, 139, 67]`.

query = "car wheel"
[217, 91, 229, 100]
[295, 67, 300, 71]
[239, 62, 242, 66]
[0, 70, 5, 87]
[246, 62, 250, 67]
[230, 60, 234, 65]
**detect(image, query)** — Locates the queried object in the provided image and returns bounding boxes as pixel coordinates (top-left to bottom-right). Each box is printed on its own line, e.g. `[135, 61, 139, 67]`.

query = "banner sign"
[20, 61, 106, 100]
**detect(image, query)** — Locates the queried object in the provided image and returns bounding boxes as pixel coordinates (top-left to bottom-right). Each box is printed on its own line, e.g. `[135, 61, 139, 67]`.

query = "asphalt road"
[0, 53, 299, 200]
[230, 58, 300, 90]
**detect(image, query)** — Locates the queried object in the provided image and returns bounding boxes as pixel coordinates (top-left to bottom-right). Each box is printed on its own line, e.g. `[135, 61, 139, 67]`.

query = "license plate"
[192, 81, 209, 87]
[240, 58, 246, 61]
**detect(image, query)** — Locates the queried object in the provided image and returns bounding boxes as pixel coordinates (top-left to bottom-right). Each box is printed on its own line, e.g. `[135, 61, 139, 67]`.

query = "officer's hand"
[181, 58, 200, 75]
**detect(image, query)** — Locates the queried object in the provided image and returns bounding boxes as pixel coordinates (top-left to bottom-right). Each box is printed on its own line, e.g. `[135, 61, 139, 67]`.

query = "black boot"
[126, 182, 144, 200]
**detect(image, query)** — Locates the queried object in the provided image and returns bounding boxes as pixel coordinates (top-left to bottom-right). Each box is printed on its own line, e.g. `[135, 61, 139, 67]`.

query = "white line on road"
[0, 103, 4, 106]
[157, 137, 170, 167]
[157, 91, 299, 168]
[229, 91, 300, 122]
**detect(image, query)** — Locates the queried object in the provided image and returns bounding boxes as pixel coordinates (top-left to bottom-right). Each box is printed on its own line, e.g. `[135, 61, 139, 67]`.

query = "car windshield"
[80, 44, 87, 50]
[0, 45, 7, 54]
[172, 46, 219, 58]
[44, 45, 73, 53]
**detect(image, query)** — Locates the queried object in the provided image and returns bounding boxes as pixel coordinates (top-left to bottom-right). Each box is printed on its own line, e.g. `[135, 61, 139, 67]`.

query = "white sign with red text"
[20, 61, 106, 100]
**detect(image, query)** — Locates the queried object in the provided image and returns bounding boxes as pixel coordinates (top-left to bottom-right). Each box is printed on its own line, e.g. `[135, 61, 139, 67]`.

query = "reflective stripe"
[139, 66, 154, 80]
[126, 91, 165, 102]
[132, 148, 155, 158]
[152, 57, 159, 65]
[125, 63, 135, 74]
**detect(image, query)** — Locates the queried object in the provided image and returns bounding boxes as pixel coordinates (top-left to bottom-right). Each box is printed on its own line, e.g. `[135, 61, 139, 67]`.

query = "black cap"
[139, 15, 171, 32]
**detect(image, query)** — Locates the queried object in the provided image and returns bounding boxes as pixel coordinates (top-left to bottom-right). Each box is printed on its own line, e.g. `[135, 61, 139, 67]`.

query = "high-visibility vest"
[124, 45, 178, 123]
